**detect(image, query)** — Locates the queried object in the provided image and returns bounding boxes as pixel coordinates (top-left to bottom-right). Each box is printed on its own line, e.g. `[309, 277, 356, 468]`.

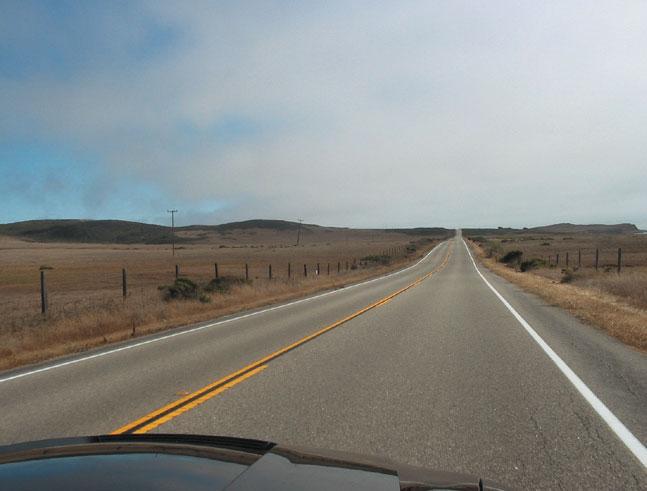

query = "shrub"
[361, 254, 390, 265]
[204, 276, 251, 294]
[484, 241, 502, 258]
[160, 275, 253, 302]
[406, 244, 417, 253]
[159, 278, 199, 301]
[560, 268, 575, 283]
[541, 242, 550, 246]
[501, 250, 523, 264]
[520, 258, 545, 272]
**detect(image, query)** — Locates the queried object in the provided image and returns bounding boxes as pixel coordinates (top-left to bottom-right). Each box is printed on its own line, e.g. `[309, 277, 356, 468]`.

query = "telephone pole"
[167, 209, 178, 256]
[295, 218, 303, 246]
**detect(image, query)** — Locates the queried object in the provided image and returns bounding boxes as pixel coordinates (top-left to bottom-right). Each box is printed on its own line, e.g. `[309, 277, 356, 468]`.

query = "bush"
[159, 278, 200, 301]
[541, 242, 550, 246]
[484, 241, 502, 258]
[560, 268, 575, 283]
[361, 254, 390, 265]
[204, 276, 251, 294]
[406, 244, 417, 253]
[501, 250, 523, 264]
[520, 258, 545, 272]
[160, 275, 253, 303]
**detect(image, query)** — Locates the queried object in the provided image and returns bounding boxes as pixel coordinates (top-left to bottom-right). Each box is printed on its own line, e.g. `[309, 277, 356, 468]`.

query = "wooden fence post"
[245, 263, 249, 280]
[122, 268, 127, 299]
[337, 261, 341, 273]
[214, 263, 219, 279]
[40, 270, 48, 315]
[556, 253, 560, 265]
[175, 264, 179, 278]
[617, 248, 622, 273]
[578, 249, 581, 268]
[566, 252, 569, 267]
[317, 263, 320, 275]
[595, 249, 599, 271]
[304, 264, 307, 277]
[327, 263, 330, 275]
[288, 262, 291, 278]
[269, 264, 272, 280]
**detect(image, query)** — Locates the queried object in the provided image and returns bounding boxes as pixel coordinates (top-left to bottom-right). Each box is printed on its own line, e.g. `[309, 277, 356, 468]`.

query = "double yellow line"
[112, 241, 453, 435]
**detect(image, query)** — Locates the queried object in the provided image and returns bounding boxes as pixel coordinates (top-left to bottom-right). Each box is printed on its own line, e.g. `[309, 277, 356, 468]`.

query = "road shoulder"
[465, 240, 647, 445]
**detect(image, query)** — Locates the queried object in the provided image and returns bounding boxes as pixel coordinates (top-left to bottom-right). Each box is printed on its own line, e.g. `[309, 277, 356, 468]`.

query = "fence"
[32, 245, 412, 315]
[541, 248, 624, 272]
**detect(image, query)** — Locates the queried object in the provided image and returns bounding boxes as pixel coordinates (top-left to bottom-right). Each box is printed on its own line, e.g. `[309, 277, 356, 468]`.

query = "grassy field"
[0, 226, 450, 370]
[465, 232, 647, 350]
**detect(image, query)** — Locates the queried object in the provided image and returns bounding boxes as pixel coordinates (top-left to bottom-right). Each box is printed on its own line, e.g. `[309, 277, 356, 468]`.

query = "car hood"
[0, 434, 506, 490]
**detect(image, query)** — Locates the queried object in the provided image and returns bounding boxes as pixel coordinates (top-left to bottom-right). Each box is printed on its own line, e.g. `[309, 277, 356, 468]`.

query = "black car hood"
[0, 434, 506, 490]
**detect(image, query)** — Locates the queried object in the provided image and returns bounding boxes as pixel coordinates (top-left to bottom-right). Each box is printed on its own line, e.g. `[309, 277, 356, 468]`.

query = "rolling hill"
[0, 219, 454, 244]
[463, 222, 639, 236]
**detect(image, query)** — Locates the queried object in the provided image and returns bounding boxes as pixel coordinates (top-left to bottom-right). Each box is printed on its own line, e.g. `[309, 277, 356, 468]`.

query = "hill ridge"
[0, 218, 454, 244]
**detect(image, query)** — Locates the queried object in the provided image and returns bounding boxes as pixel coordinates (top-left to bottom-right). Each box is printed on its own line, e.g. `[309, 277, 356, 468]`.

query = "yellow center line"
[132, 365, 268, 434]
[111, 241, 453, 435]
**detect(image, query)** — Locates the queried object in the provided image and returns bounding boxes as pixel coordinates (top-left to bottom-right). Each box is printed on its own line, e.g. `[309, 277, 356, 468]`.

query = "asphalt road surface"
[1, 232, 645, 489]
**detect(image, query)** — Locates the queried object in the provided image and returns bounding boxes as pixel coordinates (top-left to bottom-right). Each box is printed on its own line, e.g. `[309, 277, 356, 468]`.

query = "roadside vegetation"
[467, 233, 647, 351]
[0, 229, 447, 371]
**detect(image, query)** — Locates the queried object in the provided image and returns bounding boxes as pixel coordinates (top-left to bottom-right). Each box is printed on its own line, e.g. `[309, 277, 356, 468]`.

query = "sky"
[1, 1, 646, 229]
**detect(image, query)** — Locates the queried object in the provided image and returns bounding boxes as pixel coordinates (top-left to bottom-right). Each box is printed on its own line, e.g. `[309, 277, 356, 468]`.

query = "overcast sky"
[1, 1, 646, 229]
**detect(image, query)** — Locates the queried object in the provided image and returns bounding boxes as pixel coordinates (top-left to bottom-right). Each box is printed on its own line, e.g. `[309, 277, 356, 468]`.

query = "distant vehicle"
[0, 434, 505, 490]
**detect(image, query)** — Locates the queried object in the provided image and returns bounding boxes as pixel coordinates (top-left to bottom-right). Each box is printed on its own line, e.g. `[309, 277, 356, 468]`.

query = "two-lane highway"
[1, 233, 645, 489]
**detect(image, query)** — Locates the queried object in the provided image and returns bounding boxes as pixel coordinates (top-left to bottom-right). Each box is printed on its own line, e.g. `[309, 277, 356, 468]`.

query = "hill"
[0, 219, 453, 244]
[463, 223, 639, 236]
[0, 220, 177, 244]
[528, 223, 639, 234]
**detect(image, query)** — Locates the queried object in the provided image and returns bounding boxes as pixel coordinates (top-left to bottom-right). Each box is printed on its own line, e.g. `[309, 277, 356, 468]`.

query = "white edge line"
[462, 238, 647, 468]
[0, 240, 448, 384]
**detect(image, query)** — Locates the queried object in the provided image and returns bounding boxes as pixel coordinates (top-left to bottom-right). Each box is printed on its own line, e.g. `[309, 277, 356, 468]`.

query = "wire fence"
[28, 245, 416, 315]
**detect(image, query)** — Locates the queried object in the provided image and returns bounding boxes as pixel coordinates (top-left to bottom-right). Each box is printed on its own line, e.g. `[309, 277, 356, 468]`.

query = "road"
[1, 232, 645, 489]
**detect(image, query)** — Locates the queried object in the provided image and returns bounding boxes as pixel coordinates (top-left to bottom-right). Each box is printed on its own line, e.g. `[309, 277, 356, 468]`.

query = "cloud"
[2, 1, 647, 227]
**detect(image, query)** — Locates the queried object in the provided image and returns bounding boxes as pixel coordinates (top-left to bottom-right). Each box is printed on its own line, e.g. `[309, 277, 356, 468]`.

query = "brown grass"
[0, 230, 445, 371]
[468, 239, 647, 351]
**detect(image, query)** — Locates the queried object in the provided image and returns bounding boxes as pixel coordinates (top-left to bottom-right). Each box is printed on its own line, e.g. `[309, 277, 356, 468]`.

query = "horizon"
[2, 2, 646, 229]
[0, 216, 642, 232]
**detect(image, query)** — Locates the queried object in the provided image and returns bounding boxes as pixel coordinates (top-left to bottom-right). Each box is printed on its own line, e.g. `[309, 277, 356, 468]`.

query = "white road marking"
[0, 241, 446, 384]
[463, 238, 647, 468]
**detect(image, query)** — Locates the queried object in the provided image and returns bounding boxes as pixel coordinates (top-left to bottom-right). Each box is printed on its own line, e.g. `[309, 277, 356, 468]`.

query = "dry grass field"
[466, 232, 647, 350]
[0, 226, 449, 370]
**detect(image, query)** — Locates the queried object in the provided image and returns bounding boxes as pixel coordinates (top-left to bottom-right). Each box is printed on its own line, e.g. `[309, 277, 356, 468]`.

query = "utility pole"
[295, 218, 303, 246]
[167, 209, 178, 256]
